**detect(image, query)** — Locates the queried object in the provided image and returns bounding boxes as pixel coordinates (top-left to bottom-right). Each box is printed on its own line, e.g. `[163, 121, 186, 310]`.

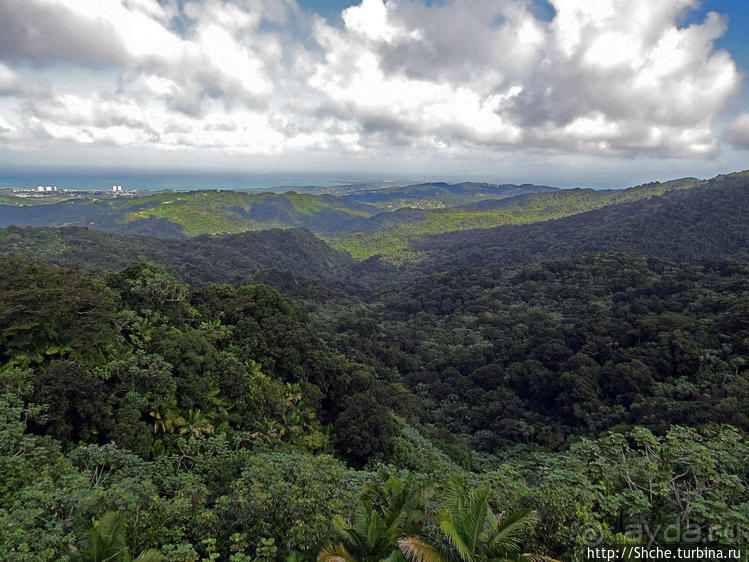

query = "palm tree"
[361, 470, 432, 535]
[177, 409, 214, 438]
[71, 511, 162, 561]
[318, 501, 409, 562]
[320, 474, 550, 562]
[319, 472, 433, 562]
[150, 404, 189, 436]
[400, 475, 552, 562]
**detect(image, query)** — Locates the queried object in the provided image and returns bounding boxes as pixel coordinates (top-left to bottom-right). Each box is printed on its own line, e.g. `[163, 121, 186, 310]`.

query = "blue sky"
[0, 0, 748, 188]
[695, 1, 749, 60]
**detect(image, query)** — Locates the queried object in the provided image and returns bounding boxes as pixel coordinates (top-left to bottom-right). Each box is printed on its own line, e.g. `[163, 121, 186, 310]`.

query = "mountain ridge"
[1, 171, 746, 290]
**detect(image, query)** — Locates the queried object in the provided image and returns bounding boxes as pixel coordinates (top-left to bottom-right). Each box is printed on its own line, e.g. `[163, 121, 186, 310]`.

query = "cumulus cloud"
[25, 92, 286, 153]
[308, 0, 739, 157]
[724, 113, 749, 148]
[0, 0, 128, 66]
[0, 0, 287, 116]
[0, 114, 15, 136]
[0, 62, 19, 94]
[0, 0, 743, 161]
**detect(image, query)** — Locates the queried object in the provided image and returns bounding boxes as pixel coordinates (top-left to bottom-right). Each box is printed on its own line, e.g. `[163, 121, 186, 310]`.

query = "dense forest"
[1, 172, 748, 561]
[0, 173, 715, 263]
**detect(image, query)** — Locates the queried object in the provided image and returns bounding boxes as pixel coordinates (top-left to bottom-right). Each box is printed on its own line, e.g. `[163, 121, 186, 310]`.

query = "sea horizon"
[0, 169, 422, 192]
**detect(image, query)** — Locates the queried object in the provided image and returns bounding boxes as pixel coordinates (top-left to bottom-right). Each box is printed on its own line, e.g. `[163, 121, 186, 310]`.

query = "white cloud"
[307, 0, 740, 157]
[26, 93, 285, 153]
[0, 62, 19, 94]
[0, 113, 15, 136]
[0, 0, 743, 164]
[724, 112, 749, 148]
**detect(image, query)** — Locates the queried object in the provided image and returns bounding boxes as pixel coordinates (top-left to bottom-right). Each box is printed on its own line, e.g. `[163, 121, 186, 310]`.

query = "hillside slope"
[0, 172, 744, 287]
[411, 172, 748, 273]
[0, 190, 377, 237]
[331, 176, 708, 261]
[0, 177, 705, 246]
[0, 226, 355, 286]
[340, 181, 558, 209]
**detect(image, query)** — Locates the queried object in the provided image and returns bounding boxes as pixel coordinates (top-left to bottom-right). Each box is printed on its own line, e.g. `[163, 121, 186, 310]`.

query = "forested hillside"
[339, 181, 558, 208]
[0, 191, 377, 237]
[0, 174, 713, 255]
[329, 255, 749, 448]
[2, 252, 748, 561]
[0, 226, 356, 286]
[412, 173, 749, 271]
[2, 172, 746, 285]
[1, 171, 748, 561]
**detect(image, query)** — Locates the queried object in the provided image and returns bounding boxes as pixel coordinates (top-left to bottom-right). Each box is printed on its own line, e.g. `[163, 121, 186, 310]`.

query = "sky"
[0, 0, 748, 188]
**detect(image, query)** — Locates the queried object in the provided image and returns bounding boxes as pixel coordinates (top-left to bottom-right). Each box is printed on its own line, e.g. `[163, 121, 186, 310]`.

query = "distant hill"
[0, 191, 377, 237]
[330, 176, 707, 261]
[0, 226, 356, 286]
[0, 176, 708, 253]
[410, 172, 748, 273]
[340, 182, 558, 209]
[0, 172, 743, 286]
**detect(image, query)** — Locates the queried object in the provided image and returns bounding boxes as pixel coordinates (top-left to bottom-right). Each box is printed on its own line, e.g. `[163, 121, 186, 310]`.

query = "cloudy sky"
[0, 0, 748, 187]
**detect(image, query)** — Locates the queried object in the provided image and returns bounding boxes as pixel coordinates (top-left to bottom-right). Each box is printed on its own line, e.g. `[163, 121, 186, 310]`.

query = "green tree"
[217, 453, 359, 557]
[319, 472, 433, 562]
[71, 511, 162, 561]
[334, 393, 399, 468]
[402, 476, 547, 562]
[176, 409, 215, 438]
[361, 471, 432, 536]
[318, 501, 409, 562]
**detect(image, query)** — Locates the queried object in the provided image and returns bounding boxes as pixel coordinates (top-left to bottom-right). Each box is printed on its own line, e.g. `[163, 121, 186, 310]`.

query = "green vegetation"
[2, 173, 747, 286]
[0, 190, 376, 238]
[1, 248, 747, 560]
[414, 172, 749, 271]
[340, 181, 558, 210]
[125, 192, 251, 236]
[332, 189, 613, 260]
[121, 191, 373, 236]
[331, 180, 709, 262]
[331, 232, 427, 265]
[0, 175, 714, 262]
[1, 170, 748, 561]
[0, 227, 356, 286]
[329, 255, 749, 447]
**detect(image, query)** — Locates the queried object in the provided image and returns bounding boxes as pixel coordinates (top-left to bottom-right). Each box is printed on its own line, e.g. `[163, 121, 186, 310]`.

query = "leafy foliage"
[1, 171, 747, 561]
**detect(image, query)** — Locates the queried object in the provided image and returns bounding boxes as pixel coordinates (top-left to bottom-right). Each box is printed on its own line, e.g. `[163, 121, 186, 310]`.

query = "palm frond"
[518, 554, 560, 562]
[463, 489, 490, 554]
[132, 549, 164, 562]
[382, 549, 408, 562]
[97, 511, 129, 554]
[440, 475, 468, 514]
[487, 510, 539, 554]
[397, 537, 447, 562]
[317, 543, 356, 562]
[439, 509, 475, 562]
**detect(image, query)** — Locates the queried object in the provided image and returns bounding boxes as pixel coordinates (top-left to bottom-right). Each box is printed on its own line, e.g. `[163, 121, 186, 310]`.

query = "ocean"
[0, 169, 404, 191]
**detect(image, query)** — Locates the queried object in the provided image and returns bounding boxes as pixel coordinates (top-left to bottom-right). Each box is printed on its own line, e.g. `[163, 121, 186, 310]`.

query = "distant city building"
[112, 185, 123, 192]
